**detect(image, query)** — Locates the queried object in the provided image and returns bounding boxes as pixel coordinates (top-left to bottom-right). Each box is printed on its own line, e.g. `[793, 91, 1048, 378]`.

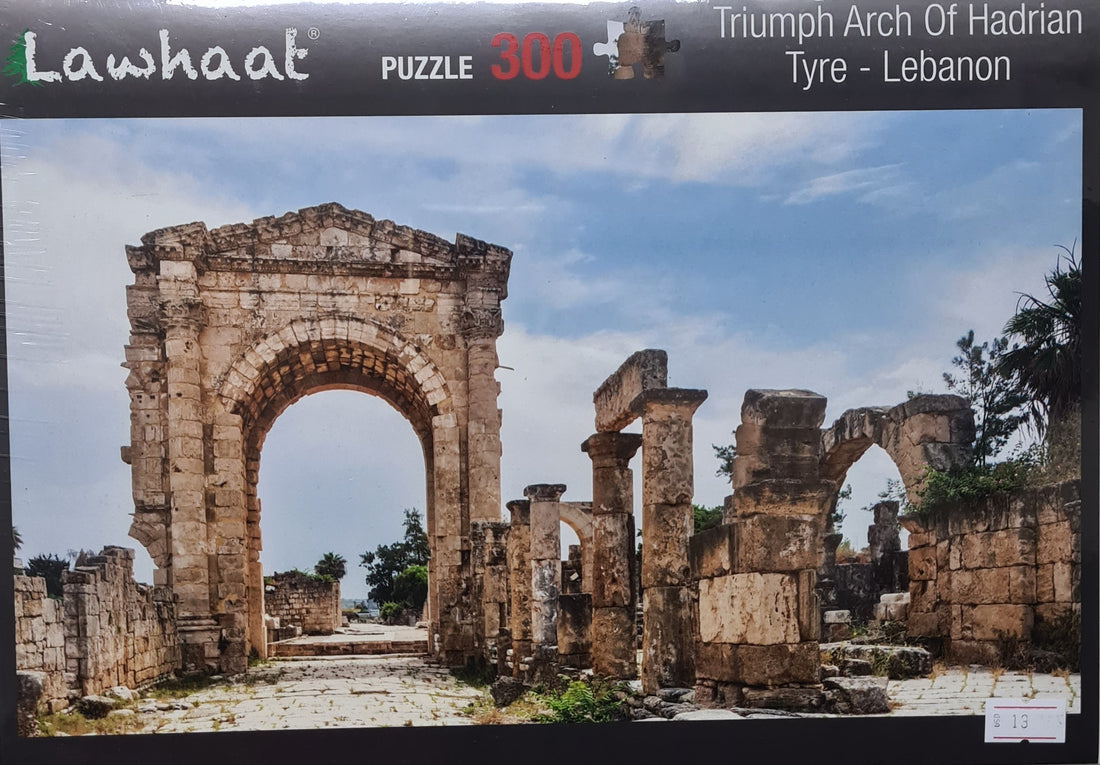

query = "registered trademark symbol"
[307, 27, 320, 40]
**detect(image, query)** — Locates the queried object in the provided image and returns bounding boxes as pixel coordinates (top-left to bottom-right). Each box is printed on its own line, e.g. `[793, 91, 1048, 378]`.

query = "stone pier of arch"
[123, 204, 511, 674]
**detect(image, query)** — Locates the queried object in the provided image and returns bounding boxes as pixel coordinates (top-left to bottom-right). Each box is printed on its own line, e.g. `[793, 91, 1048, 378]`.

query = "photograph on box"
[4, 108, 1084, 735]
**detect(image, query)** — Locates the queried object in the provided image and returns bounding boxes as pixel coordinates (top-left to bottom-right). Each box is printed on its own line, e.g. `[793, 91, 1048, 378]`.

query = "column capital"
[523, 484, 566, 503]
[506, 499, 530, 524]
[629, 388, 708, 420]
[581, 431, 643, 467]
[160, 296, 204, 334]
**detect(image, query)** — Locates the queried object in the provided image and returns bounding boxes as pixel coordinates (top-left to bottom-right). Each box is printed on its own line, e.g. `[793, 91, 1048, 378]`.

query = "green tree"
[26, 553, 69, 598]
[692, 504, 723, 533]
[314, 552, 347, 581]
[12, 526, 21, 552]
[392, 564, 428, 611]
[943, 330, 1028, 466]
[712, 443, 736, 480]
[996, 245, 1082, 436]
[359, 509, 430, 604]
[827, 484, 852, 533]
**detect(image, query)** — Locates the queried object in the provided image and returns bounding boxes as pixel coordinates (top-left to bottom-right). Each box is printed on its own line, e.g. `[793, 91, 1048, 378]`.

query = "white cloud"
[785, 164, 902, 205]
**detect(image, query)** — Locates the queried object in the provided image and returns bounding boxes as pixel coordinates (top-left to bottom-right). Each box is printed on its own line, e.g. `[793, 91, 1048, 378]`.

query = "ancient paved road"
[137, 655, 482, 732]
[128, 655, 1082, 733]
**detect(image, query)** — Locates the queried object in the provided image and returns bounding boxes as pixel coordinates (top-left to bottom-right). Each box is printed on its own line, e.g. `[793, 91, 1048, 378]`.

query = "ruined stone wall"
[264, 571, 341, 635]
[13, 575, 70, 712]
[63, 547, 180, 696]
[904, 481, 1081, 665]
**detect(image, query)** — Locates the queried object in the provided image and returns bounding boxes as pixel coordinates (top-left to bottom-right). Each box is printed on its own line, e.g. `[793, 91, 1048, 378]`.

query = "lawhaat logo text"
[5, 28, 309, 85]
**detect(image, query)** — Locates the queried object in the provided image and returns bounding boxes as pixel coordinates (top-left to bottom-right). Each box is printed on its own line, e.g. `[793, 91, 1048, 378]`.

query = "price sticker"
[985, 698, 1066, 743]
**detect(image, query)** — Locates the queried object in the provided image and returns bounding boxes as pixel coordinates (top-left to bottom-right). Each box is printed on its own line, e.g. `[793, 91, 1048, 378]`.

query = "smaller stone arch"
[558, 501, 594, 594]
[822, 394, 975, 504]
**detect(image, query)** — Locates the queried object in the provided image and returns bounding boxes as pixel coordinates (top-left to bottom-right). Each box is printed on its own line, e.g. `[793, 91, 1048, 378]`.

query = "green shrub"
[911, 460, 1031, 517]
[378, 601, 402, 624]
[536, 678, 629, 724]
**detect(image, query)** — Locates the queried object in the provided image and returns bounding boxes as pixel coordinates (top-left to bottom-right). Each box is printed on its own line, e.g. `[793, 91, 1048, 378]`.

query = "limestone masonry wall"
[903, 480, 1081, 665]
[63, 546, 180, 696]
[265, 571, 341, 635]
[15, 545, 181, 712]
[13, 575, 70, 712]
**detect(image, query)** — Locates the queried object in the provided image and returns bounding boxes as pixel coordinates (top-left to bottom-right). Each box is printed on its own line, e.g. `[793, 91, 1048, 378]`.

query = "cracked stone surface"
[133, 655, 482, 733]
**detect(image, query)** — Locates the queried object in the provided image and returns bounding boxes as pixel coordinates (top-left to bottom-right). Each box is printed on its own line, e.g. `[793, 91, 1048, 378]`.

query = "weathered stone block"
[641, 586, 695, 692]
[1037, 521, 1073, 565]
[725, 480, 833, 518]
[908, 546, 937, 581]
[641, 503, 692, 588]
[698, 574, 800, 645]
[947, 639, 1003, 666]
[739, 389, 827, 429]
[591, 607, 637, 679]
[965, 604, 1033, 640]
[737, 643, 821, 687]
[688, 524, 734, 580]
[733, 514, 824, 573]
[592, 513, 634, 607]
[593, 349, 667, 432]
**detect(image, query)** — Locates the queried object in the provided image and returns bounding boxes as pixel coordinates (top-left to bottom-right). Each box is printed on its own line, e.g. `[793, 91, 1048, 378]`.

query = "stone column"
[525, 484, 565, 682]
[506, 499, 532, 676]
[459, 251, 507, 526]
[464, 328, 503, 524]
[635, 388, 707, 693]
[582, 431, 642, 678]
[158, 256, 219, 673]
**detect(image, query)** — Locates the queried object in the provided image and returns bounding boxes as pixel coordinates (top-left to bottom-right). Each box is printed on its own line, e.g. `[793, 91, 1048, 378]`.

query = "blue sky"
[2, 110, 1082, 599]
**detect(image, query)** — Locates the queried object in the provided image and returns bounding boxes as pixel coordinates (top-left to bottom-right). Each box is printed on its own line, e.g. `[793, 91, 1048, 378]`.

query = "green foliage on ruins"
[712, 443, 736, 480]
[691, 504, 723, 533]
[912, 246, 1082, 516]
[828, 484, 852, 533]
[26, 553, 69, 598]
[314, 551, 347, 581]
[359, 508, 430, 606]
[286, 567, 335, 584]
[535, 677, 631, 724]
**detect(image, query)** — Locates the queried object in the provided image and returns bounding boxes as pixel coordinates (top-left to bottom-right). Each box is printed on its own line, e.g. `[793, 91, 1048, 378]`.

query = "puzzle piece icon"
[592, 21, 626, 77]
[592, 6, 680, 80]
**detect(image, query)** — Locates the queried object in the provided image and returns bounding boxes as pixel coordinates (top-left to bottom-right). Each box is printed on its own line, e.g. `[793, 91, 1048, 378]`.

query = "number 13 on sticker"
[985, 698, 1066, 743]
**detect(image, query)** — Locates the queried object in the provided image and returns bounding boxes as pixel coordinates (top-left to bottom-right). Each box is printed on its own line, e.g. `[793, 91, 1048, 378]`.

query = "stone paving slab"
[269, 624, 430, 657]
[116, 658, 1082, 734]
[134, 655, 481, 733]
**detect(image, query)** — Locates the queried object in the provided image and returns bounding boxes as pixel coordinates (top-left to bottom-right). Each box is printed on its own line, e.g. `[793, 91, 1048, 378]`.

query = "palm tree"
[315, 552, 347, 581]
[12, 526, 22, 552]
[996, 244, 1082, 435]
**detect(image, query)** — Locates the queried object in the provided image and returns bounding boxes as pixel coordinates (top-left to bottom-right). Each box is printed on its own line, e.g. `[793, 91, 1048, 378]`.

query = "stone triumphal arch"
[122, 204, 511, 673]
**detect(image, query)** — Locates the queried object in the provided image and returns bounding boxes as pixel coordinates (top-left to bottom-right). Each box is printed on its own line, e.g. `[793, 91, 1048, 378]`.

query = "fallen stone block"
[824, 676, 889, 714]
[741, 687, 826, 713]
[489, 676, 527, 707]
[672, 709, 743, 721]
[77, 694, 119, 720]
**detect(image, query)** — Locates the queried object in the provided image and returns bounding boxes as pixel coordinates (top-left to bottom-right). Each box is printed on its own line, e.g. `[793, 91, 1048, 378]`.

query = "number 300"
[490, 32, 582, 80]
